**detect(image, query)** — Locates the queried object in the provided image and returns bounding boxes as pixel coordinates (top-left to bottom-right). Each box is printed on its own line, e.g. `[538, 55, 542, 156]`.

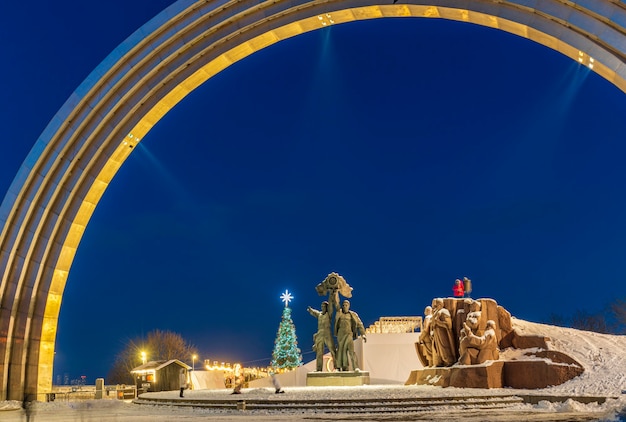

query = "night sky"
[1, 1, 626, 382]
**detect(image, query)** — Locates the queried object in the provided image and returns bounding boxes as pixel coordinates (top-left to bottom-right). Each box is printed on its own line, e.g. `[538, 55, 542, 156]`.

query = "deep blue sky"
[1, 1, 626, 382]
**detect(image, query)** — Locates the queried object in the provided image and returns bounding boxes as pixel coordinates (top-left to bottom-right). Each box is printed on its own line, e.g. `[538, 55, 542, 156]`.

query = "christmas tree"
[270, 290, 303, 370]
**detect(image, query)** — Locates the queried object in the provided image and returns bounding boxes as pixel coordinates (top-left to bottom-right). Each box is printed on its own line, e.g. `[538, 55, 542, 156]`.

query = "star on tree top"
[280, 290, 293, 307]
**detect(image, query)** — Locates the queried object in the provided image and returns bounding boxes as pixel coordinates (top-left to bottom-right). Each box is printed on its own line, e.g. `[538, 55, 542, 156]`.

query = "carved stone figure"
[416, 306, 434, 367]
[465, 300, 482, 334]
[334, 300, 367, 371]
[458, 324, 470, 363]
[430, 298, 456, 367]
[458, 319, 500, 365]
[307, 301, 336, 372]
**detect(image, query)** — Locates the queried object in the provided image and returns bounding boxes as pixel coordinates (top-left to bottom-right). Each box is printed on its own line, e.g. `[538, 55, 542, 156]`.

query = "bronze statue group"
[307, 273, 367, 372]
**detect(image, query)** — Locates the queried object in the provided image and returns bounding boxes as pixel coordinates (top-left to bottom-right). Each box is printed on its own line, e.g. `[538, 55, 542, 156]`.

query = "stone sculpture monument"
[417, 297, 498, 368]
[411, 297, 584, 389]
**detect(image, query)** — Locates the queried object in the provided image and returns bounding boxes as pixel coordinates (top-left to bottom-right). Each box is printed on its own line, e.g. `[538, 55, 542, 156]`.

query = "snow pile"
[510, 318, 626, 397]
[0, 401, 21, 411]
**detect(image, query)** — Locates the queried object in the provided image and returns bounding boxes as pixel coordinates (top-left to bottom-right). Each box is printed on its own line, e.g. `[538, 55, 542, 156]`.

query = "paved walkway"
[132, 386, 620, 419]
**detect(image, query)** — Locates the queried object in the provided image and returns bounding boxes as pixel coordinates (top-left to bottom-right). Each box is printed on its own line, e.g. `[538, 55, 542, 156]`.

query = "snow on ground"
[510, 317, 626, 397]
[1, 392, 625, 422]
[1, 318, 626, 421]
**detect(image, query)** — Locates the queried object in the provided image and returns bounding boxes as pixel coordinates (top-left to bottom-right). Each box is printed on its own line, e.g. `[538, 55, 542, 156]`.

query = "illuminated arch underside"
[0, 0, 625, 400]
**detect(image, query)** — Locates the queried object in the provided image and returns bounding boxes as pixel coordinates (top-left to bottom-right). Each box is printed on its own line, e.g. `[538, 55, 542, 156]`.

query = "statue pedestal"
[406, 361, 505, 388]
[306, 371, 370, 387]
[406, 351, 584, 389]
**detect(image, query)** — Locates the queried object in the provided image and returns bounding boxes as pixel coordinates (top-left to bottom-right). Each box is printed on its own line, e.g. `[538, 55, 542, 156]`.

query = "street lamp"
[192, 354, 197, 371]
[141, 351, 146, 365]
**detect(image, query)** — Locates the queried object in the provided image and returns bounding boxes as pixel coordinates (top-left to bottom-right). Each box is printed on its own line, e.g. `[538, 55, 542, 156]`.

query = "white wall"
[356, 333, 423, 384]
[247, 333, 423, 388]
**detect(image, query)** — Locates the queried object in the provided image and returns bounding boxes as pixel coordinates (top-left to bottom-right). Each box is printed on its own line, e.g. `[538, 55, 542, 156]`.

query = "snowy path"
[0, 397, 623, 422]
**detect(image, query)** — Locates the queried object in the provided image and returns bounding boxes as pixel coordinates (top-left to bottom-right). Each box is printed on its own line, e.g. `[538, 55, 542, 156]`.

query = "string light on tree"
[271, 289, 302, 370]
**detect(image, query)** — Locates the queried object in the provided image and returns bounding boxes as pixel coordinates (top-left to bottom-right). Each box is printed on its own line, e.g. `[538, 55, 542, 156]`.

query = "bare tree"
[610, 298, 626, 334]
[547, 313, 568, 327]
[107, 329, 196, 384]
[570, 310, 609, 334]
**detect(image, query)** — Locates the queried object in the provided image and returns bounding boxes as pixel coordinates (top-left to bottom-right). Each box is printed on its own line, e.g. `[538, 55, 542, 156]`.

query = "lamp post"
[192, 354, 197, 371]
[141, 351, 146, 365]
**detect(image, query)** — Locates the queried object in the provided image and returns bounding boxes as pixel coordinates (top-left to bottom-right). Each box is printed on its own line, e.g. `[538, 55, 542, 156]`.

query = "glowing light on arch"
[0, 0, 624, 400]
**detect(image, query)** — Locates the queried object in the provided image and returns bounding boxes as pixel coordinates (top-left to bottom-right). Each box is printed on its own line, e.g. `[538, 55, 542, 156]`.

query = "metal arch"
[0, 0, 624, 400]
